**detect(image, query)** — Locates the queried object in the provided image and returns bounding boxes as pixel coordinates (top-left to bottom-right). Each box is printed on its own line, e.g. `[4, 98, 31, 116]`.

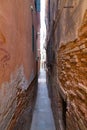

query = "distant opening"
[40, 0, 46, 69]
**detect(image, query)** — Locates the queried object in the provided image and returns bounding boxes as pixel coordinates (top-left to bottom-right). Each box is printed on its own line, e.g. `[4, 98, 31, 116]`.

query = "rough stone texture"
[11, 76, 37, 130]
[58, 10, 87, 130]
[0, 66, 37, 130]
[46, 0, 87, 130]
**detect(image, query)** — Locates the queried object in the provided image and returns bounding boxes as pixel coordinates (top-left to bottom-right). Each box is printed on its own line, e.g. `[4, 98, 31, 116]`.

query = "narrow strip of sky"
[40, 0, 46, 50]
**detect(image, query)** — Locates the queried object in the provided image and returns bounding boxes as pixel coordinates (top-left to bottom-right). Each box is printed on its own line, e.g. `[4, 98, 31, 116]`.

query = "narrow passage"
[30, 69, 55, 130]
